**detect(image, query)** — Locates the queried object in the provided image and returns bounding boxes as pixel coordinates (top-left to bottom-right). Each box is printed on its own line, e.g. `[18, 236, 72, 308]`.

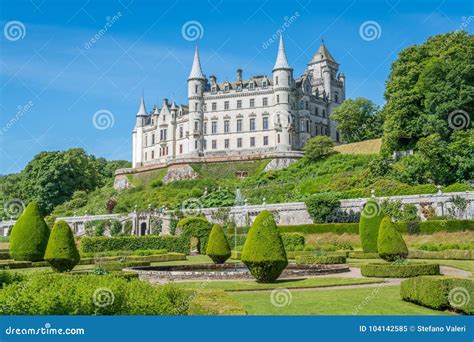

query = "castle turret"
[272, 35, 293, 152]
[132, 95, 148, 167]
[187, 46, 206, 156]
[170, 100, 178, 158]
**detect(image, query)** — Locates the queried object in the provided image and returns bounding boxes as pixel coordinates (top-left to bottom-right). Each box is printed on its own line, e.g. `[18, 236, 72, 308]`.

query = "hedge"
[377, 217, 408, 261]
[348, 252, 381, 259]
[0, 261, 32, 269]
[78, 253, 186, 265]
[417, 220, 474, 233]
[81, 249, 168, 258]
[80, 235, 183, 254]
[206, 224, 231, 264]
[360, 262, 440, 278]
[44, 220, 80, 272]
[0, 271, 24, 285]
[96, 260, 151, 271]
[408, 249, 474, 260]
[279, 223, 359, 234]
[0, 251, 10, 260]
[359, 199, 384, 253]
[401, 276, 473, 314]
[226, 232, 305, 250]
[295, 255, 346, 264]
[0, 274, 192, 315]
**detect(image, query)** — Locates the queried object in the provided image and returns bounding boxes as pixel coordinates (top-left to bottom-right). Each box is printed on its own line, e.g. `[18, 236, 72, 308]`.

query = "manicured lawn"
[348, 258, 474, 273]
[176, 277, 383, 291]
[229, 285, 452, 315]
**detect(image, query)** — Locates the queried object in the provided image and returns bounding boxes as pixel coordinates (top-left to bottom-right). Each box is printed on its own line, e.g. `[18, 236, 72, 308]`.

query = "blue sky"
[0, 0, 472, 175]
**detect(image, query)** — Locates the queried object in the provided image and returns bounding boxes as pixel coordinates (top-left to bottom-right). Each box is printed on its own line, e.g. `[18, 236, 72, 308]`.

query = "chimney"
[237, 69, 242, 82]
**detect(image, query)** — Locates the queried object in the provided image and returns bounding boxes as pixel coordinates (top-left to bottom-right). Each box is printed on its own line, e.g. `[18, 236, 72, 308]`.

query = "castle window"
[275, 76, 279, 85]
[179, 126, 183, 138]
[249, 118, 256, 131]
[145, 152, 147, 160]
[212, 140, 217, 149]
[263, 117, 269, 130]
[194, 121, 199, 131]
[204, 122, 207, 134]
[224, 139, 229, 149]
[236, 84, 242, 91]
[305, 101, 309, 110]
[237, 138, 242, 148]
[277, 134, 280, 143]
[263, 97, 268, 106]
[195, 140, 198, 149]
[151, 150, 154, 159]
[194, 103, 198, 111]
[315, 107, 319, 115]
[237, 119, 242, 132]
[224, 101, 229, 110]
[288, 76, 291, 85]
[262, 80, 267, 88]
[145, 135, 148, 146]
[306, 120, 310, 132]
[211, 121, 217, 134]
[322, 109, 326, 118]
[224, 120, 230, 133]
[160, 129, 167, 141]
[277, 95, 280, 103]
[224, 85, 229, 92]
[300, 101, 304, 109]
[237, 100, 242, 109]
[250, 99, 255, 107]
[203, 140, 207, 150]
[335, 92, 339, 103]
[152, 134, 155, 145]
[300, 121, 305, 132]
[211, 86, 217, 94]
[249, 82, 254, 90]
[179, 144, 183, 153]
[263, 136, 268, 146]
[250, 137, 255, 147]
[195, 85, 198, 94]
[212, 102, 217, 111]
[288, 95, 290, 103]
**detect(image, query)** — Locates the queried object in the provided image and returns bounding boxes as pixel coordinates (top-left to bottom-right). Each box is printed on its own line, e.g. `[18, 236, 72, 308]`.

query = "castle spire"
[310, 40, 337, 64]
[273, 35, 292, 71]
[137, 95, 147, 116]
[188, 46, 205, 80]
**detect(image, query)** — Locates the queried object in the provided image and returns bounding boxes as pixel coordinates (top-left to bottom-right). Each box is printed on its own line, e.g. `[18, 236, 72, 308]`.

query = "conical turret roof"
[188, 46, 205, 79]
[273, 35, 292, 71]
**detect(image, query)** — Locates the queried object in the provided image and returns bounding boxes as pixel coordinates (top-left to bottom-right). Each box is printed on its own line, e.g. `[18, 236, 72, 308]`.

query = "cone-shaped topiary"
[359, 199, 384, 253]
[44, 220, 80, 272]
[206, 224, 231, 264]
[377, 216, 408, 261]
[241, 210, 288, 283]
[10, 202, 50, 261]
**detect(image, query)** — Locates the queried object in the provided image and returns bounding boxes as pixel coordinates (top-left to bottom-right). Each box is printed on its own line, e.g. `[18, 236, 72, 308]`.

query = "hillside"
[334, 139, 382, 155]
[52, 152, 472, 217]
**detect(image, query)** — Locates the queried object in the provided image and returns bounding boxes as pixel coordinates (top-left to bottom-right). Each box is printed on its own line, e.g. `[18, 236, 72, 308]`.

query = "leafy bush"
[0, 274, 192, 315]
[361, 262, 440, 278]
[0, 271, 24, 286]
[416, 242, 474, 251]
[417, 220, 474, 233]
[0, 250, 10, 260]
[226, 234, 246, 247]
[81, 249, 168, 258]
[206, 224, 231, 264]
[44, 220, 80, 272]
[377, 217, 408, 261]
[401, 276, 473, 314]
[305, 192, 341, 223]
[348, 252, 381, 259]
[281, 232, 305, 249]
[10, 202, 50, 261]
[176, 217, 212, 254]
[303, 135, 335, 160]
[80, 235, 182, 254]
[295, 255, 346, 264]
[408, 249, 474, 260]
[0, 261, 32, 269]
[279, 223, 359, 234]
[241, 210, 288, 283]
[359, 199, 384, 253]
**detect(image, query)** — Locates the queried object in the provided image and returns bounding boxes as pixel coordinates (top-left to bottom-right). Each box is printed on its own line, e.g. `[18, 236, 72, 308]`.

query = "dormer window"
[224, 84, 229, 92]
[262, 80, 267, 88]
[236, 84, 242, 91]
[249, 83, 254, 90]
[211, 86, 217, 94]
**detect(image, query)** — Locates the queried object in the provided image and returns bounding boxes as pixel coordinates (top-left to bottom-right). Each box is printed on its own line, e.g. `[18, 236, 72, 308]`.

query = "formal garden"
[0, 196, 472, 316]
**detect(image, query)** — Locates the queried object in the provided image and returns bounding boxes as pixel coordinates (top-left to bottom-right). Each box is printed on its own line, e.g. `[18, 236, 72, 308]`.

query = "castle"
[131, 36, 345, 169]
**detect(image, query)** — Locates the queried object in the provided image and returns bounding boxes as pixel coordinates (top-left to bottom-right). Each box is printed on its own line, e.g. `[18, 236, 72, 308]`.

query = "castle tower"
[272, 35, 293, 152]
[307, 40, 340, 101]
[170, 100, 178, 159]
[132, 95, 148, 167]
[187, 46, 206, 157]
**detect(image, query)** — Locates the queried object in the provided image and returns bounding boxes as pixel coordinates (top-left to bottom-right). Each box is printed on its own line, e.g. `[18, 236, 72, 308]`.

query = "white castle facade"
[132, 36, 345, 168]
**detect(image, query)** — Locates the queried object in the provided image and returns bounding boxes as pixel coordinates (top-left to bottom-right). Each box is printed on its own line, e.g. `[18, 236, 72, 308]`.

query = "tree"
[302, 136, 334, 160]
[305, 192, 341, 223]
[377, 216, 408, 261]
[44, 220, 80, 272]
[330, 97, 383, 143]
[241, 210, 288, 283]
[10, 202, 50, 261]
[359, 199, 384, 253]
[206, 224, 231, 264]
[382, 31, 473, 153]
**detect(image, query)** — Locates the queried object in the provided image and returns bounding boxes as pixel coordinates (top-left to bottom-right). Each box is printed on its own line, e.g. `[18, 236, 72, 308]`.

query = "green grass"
[348, 258, 474, 273]
[191, 160, 270, 179]
[176, 277, 383, 291]
[229, 285, 452, 315]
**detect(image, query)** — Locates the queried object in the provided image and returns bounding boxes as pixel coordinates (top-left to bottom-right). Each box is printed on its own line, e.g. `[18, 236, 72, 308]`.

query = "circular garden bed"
[360, 262, 440, 278]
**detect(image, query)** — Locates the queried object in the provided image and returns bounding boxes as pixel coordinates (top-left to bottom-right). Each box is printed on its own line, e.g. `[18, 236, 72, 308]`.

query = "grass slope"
[334, 138, 382, 154]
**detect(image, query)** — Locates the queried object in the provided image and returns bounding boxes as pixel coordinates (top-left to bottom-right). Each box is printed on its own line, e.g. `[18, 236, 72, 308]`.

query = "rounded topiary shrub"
[176, 217, 212, 254]
[44, 220, 80, 272]
[359, 199, 384, 253]
[241, 210, 288, 283]
[206, 224, 231, 264]
[10, 202, 50, 261]
[377, 216, 409, 261]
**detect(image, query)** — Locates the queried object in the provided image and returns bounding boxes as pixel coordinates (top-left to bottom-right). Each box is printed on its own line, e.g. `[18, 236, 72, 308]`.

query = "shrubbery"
[408, 249, 474, 260]
[176, 217, 212, 254]
[206, 224, 231, 264]
[0, 274, 192, 315]
[377, 217, 408, 261]
[295, 255, 346, 264]
[241, 210, 288, 283]
[305, 192, 341, 223]
[359, 199, 384, 253]
[401, 276, 473, 314]
[279, 223, 359, 234]
[348, 252, 380, 259]
[44, 220, 80, 272]
[10, 202, 50, 261]
[80, 235, 182, 254]
[361, 262, 440, 278]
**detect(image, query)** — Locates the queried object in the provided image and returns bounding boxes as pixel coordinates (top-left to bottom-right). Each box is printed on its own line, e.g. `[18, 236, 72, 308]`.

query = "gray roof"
[310, 42, 337, 64]
[273, 35, 292, 70]
[188, 46, 205, 79]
